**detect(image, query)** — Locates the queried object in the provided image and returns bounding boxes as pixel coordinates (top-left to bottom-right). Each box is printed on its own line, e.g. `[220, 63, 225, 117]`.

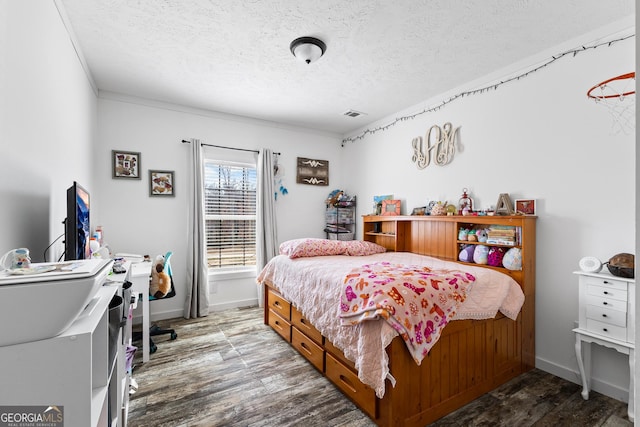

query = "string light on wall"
[341, 33, 634, 146]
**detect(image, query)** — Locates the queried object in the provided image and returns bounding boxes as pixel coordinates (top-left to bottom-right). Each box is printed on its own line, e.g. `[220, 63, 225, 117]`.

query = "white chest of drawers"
[573, 270, 635, 422]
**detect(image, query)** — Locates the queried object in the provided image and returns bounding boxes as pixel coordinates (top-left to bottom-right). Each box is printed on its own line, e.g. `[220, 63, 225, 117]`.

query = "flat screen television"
[64, 181, 91, 261]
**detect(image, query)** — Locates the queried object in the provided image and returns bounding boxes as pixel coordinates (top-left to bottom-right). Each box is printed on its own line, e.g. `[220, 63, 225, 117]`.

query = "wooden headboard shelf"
[363, 214, 537, 369]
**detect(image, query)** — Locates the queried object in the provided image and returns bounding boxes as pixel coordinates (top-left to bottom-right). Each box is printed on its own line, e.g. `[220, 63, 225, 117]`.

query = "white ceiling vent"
[342, 110, 366, 118]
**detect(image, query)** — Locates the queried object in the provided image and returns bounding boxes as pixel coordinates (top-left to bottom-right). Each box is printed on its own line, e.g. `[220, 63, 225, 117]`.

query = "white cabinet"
[573, 270, 635, 422]
[0, 284, 130, 427]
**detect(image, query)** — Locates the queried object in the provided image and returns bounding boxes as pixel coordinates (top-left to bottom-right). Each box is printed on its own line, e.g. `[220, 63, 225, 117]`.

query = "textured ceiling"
[59, 0, 634, 136]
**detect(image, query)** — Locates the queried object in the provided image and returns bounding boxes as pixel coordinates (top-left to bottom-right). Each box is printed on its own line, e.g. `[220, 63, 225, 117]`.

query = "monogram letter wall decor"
[411, 122, 460, 169]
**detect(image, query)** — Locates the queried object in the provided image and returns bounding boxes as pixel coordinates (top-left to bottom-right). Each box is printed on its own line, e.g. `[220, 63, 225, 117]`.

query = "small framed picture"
[149, 170, 175, 197]
[381, 199, 401, 216]
[515, 199, 536, 215]
[112, 150, 141, 179]
[411, 206, 426, 216]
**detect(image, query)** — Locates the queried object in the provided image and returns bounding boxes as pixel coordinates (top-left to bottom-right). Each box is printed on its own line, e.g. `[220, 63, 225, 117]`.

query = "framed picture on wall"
[149, 170, 175, 196]
[112, 150, 141, 179]
[296, 157, 329, 186]
[381, 199, 401, 216]
[515, 199, 536, 215]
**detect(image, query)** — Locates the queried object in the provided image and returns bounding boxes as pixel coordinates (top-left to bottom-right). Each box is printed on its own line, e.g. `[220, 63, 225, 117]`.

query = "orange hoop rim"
[587, 72, 635, 99]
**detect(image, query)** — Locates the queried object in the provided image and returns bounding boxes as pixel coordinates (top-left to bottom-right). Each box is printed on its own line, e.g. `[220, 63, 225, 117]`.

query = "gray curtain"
[184, 138, 210, 318]
[256, 148, 278, 307]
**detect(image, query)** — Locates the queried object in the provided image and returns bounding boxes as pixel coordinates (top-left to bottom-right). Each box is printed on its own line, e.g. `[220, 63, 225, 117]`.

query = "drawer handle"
[603, 302, 608, 305]
[602, 314, 608, 318]
[604, 281, 609, 284]
[274, 301, 281, 307]
[603, 291, 609, 295]
[603, 328, 608, 332]
[339, 374, 357, 393]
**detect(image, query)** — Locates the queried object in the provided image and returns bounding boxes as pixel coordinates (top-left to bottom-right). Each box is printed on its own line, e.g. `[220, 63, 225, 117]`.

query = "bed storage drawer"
[267, 287, 291, 320]
[292, 327, 324, 371]
[291, 307, 323, 345]
[325, 353, 377, 419]
[268, 309, 291, 342]
[325, 339, 356, 369]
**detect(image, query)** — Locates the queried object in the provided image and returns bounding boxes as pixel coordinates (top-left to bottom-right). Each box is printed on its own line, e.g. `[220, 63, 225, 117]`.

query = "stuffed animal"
[149, 255, 171, 298]
[326, 189, 344, 206]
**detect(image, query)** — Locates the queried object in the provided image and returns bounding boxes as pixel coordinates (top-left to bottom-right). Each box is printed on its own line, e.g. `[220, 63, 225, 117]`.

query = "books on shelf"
[486, 225, 521, 246]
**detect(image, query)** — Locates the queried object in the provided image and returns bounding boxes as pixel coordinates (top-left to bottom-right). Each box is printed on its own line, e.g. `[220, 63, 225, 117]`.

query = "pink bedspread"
[257, 252, 524, 398]
[339, 262, 476, 365]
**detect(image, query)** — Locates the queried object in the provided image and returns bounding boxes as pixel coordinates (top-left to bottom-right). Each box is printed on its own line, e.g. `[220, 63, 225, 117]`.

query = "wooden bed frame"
[264, 215, 536, 426]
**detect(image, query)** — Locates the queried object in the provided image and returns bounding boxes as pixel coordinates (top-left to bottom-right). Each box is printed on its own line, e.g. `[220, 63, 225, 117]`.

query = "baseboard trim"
[535, 356, 629, 403]
[132, 308, 184, 323]
[209, 298, 259, 312]
[131, 299, 260, 323]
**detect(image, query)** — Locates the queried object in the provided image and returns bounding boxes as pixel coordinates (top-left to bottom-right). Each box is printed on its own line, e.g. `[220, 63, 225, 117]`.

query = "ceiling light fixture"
[290, 36, 326, 64]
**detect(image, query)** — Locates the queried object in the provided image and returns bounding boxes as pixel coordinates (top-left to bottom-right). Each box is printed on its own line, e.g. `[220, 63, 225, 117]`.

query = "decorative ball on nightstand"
[605, 253, 635, 278]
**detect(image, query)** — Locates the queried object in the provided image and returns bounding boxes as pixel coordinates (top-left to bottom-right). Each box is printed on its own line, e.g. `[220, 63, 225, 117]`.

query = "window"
[204, 160, 257, 273]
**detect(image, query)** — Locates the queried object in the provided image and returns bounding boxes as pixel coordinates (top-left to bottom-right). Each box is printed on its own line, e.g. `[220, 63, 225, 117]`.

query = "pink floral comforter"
[339, 262, 475, 364]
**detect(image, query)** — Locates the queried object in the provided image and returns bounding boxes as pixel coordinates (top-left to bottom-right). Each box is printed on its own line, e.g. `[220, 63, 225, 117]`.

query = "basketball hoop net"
[587, 72, 635, 135]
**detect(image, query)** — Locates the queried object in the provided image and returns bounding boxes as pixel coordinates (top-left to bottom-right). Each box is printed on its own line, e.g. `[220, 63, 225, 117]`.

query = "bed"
[258, 215, 536, 426]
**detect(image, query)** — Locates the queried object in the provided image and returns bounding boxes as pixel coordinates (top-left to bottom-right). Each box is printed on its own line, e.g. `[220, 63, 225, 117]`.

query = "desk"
[127, 261, 152, 363]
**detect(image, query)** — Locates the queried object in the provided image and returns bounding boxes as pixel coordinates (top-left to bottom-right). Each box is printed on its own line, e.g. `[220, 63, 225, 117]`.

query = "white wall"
[95, 94, 343, 316]
[2, 0, 636, 409]
[342, 19, 635, 402]
[0, 0, 97, 262]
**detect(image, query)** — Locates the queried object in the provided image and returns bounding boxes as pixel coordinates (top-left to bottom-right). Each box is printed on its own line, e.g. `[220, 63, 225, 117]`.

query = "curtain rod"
[181, 139, 280, 155]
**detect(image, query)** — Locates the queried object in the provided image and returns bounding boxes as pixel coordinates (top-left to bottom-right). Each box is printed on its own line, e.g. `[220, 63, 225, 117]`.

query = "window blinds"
[204, 160, 257, 270]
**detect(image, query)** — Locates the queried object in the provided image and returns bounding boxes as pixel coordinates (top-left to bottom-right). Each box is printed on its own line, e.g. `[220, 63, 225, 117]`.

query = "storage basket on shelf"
[328, 232, 355, 241]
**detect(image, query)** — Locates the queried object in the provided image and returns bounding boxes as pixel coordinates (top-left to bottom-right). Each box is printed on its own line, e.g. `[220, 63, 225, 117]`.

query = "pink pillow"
[344, 240, 387, 256]
[279, 239, 346, 258]
[279, 239, 386, 259]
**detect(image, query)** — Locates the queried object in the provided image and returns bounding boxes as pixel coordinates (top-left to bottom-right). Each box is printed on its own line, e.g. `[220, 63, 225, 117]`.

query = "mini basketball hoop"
[587, 72, 635, 135]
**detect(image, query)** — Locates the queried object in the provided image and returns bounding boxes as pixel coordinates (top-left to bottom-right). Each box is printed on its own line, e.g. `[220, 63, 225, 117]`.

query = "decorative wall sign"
[149, 170, 175, 196]
[112, 150, 141, 179]
[296, 157, 329, 186]
[411, 122, 460, 169]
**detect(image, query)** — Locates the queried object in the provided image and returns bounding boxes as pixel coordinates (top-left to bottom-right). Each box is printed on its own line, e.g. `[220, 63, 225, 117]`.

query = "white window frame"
[204, 158, 257, 280]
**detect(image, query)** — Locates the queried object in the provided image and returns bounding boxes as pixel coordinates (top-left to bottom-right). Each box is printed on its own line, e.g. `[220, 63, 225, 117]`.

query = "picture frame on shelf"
[411, 206, 426, 215]
[381, 199, 401, 216]
[112, 150, 141, 179]
[373, 194, 393, 215]
[515, 199, 536, 215]
[149, 170, 175, 197]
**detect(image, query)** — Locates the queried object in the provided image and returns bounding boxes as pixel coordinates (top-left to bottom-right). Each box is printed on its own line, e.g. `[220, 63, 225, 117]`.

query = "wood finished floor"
[127, 307, 631, 427]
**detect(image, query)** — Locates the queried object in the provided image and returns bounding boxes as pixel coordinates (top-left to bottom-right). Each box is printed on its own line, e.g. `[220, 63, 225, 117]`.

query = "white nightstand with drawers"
[573, 270, 635, 422]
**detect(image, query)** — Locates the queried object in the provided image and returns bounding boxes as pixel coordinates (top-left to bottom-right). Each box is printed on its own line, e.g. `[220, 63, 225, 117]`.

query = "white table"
[127, 261, 152, 363]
